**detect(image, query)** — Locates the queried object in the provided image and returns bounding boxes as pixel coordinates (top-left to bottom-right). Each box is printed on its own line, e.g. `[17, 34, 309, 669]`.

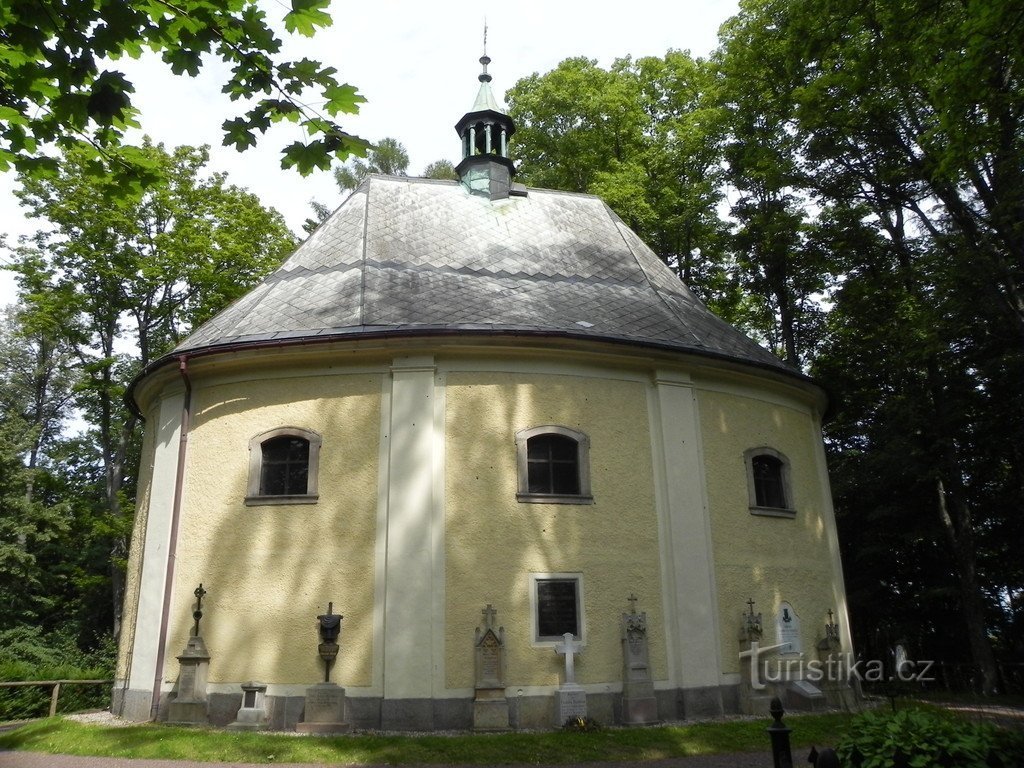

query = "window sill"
[749, 506, 796, 519]
[245, 494, 320, 506]
[517, 493, 594, 505]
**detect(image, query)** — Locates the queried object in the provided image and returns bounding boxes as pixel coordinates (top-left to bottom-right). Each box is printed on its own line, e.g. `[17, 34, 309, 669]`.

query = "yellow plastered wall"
[443, 370, 666, 689]
[116, 407, 158, 681]
[163, 373, 382, 687]
[699, 388, 836, 674]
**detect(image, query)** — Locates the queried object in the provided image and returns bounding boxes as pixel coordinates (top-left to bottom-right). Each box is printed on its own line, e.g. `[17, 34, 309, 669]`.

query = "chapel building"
[113, 56, 854, 730]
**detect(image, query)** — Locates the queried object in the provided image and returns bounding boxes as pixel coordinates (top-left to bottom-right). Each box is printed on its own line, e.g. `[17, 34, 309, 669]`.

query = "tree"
[507, 54, 741, 321]
[304, 137, 412, 232]
[7, 141, 295, 638]
[0, 307, 75, 629]
[333, 137, 410, 191]
[0, 0, 370, 185]
[715, 0, 1023, 691]
[421, 159, 457, 180]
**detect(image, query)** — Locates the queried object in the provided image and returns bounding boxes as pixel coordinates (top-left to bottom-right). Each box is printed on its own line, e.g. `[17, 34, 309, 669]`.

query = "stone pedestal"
[473, 687, 511, 731]
[296, 682, 350, 734]
[167, 635, 210, 725]
[556, 684, 588, 724]
[738, 637, 779, 716]
[816, 637, 859, 711]
[472, 605, 511, 731]
[227, 681, 268, 731]
[621, 608, 658, 725]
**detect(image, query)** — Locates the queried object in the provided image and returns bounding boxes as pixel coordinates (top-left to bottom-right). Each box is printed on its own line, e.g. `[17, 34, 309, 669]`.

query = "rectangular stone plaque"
[776, 601, 802, 654]
[556, 687, 587, 723]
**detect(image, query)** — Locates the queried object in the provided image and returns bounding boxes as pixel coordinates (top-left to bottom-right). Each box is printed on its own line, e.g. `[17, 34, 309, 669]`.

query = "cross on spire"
[627, 593, 639, 614]
[481, 603, 497, 629]
[746, 597, 756, 615]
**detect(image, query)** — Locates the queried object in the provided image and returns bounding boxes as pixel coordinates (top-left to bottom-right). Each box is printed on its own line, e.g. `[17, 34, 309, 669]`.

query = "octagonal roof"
[167, 175, 796, 378]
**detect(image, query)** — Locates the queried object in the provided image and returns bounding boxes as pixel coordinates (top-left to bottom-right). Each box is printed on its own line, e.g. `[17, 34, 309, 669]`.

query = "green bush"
[0, 626, 114, 721]
[837, 707, 1021, 768]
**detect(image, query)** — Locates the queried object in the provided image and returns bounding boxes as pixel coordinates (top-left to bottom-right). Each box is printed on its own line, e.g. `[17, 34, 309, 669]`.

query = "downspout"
[149, 356, 192, 721]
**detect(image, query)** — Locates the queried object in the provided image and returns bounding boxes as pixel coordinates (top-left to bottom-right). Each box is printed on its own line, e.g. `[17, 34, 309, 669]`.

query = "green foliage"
[0, 0, 370, 188]
[421, 159, 458, 181]
[0, 711, 856, 762]
[837, 708, 1021, 768]
[3, 141, 294, 641]
[507, 53, 739, 322]
[0, 626, 114, 720]
[333, 137, 410, 191]
[561, 715, 602, 732]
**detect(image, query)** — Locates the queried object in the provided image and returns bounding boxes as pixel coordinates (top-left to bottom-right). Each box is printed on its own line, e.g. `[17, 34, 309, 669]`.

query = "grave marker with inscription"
[776, 602, 802, 655]
[620, 593, 659, 725]
[297, 603, 350, 734]
[554, 632, 587, 724]
[473, 604, 510, 730]
[167, 585, 211, 725]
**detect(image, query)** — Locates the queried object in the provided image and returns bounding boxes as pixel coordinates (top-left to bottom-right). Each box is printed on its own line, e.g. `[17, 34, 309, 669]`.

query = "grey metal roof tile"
[171, 175, 794, 377]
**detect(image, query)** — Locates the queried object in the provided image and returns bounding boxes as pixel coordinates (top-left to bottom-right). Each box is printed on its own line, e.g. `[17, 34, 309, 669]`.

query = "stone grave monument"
[167, 584, 211, 725]
[554, 632, 586, 725]
[737, 598, 786, 716]
[775, 601, 824, 709]
[620, 593, 658, 725]
[227, 681, 269, 730]
[816, 610, 858, 710]
[297, 602, 350, 734]
[472, 604, 510, 730]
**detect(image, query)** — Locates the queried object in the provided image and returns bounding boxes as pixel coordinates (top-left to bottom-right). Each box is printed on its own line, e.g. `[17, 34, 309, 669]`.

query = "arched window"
[515, 426, 592, 504]
[246, 427, 322, 505]
[744, 447, 794, 517]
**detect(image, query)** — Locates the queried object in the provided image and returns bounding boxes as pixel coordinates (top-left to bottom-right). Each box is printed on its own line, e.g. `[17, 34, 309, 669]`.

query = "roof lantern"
[454, 37, 519, 200]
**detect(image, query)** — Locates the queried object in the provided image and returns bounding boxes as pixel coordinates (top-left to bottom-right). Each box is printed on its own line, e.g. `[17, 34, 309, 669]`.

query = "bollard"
[767, 697, 793, 768]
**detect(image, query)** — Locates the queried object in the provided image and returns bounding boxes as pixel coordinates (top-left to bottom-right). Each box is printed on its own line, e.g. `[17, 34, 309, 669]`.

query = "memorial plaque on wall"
[538, 580, 578, 638]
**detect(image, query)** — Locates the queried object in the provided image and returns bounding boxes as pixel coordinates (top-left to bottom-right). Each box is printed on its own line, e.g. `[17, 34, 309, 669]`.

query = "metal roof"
[170, 175, 795, 376]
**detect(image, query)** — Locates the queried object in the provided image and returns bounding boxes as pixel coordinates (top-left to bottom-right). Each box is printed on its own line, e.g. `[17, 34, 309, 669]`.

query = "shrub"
[0, 626, 114, 720]
[562, 715, 602, 732]
[837, 707, 1020, 768]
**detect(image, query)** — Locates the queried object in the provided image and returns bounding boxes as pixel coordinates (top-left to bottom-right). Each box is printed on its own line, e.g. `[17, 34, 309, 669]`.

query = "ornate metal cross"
[192, 584, 207, 636]
[482, 603, 497, 629]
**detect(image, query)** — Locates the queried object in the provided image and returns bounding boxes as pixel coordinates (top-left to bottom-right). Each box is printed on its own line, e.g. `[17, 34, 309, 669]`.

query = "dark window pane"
[753, 455, 786, 508]
[526, 434, 580, 495]
[551, 461, 580, 495]
[260, 436, 310, 495]
[549, 436, 577, 461]
[537, 579, 579, 638]
[528, 461, 552, 494]
[261, 464, 288, 496]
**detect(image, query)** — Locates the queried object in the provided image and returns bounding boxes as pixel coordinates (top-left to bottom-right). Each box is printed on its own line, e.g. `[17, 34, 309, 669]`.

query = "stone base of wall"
[112, 683, 747, 731]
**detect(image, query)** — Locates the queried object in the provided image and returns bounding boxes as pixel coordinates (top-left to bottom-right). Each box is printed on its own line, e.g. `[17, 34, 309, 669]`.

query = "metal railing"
[0, 679, 111, 718]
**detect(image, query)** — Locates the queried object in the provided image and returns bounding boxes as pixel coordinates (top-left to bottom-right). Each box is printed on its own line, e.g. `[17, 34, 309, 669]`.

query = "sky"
[0, 0, 740, 307]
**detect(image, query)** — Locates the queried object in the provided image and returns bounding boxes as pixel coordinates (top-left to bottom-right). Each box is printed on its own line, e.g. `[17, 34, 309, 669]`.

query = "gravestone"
[737, 598, 784, 716]
[620, 594, 658, 725]
[297, 603, 350, 734]
[167, 634, 211, 725]
[227, 681, 268, 730]
[815, 610, 858, 711]
[167, 586, 211, 725]
[554, 632, 587, 725]
[776, 602, 802, 655]
[473, 604, 510, 731]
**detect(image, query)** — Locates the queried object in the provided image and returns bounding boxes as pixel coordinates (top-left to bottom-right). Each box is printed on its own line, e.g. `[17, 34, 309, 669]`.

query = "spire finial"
[479, 22, 491, 83]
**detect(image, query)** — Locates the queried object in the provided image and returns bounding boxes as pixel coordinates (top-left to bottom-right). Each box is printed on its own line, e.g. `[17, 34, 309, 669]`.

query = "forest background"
[0, 0, 1021, 714]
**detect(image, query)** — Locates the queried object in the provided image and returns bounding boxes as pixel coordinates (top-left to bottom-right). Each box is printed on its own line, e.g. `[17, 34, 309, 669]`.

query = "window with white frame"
[515, 425, 593, 504]
[530, 573, 584, 643]
[744, 446, 795, 517]
[246, 427, 322, 505]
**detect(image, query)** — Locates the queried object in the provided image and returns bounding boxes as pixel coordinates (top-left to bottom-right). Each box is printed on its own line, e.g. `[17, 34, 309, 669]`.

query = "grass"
[0, 712, 855, 764]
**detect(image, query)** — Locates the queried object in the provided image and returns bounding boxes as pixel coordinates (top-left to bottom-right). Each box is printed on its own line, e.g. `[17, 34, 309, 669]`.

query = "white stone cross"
[554, 632, 583, 685]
